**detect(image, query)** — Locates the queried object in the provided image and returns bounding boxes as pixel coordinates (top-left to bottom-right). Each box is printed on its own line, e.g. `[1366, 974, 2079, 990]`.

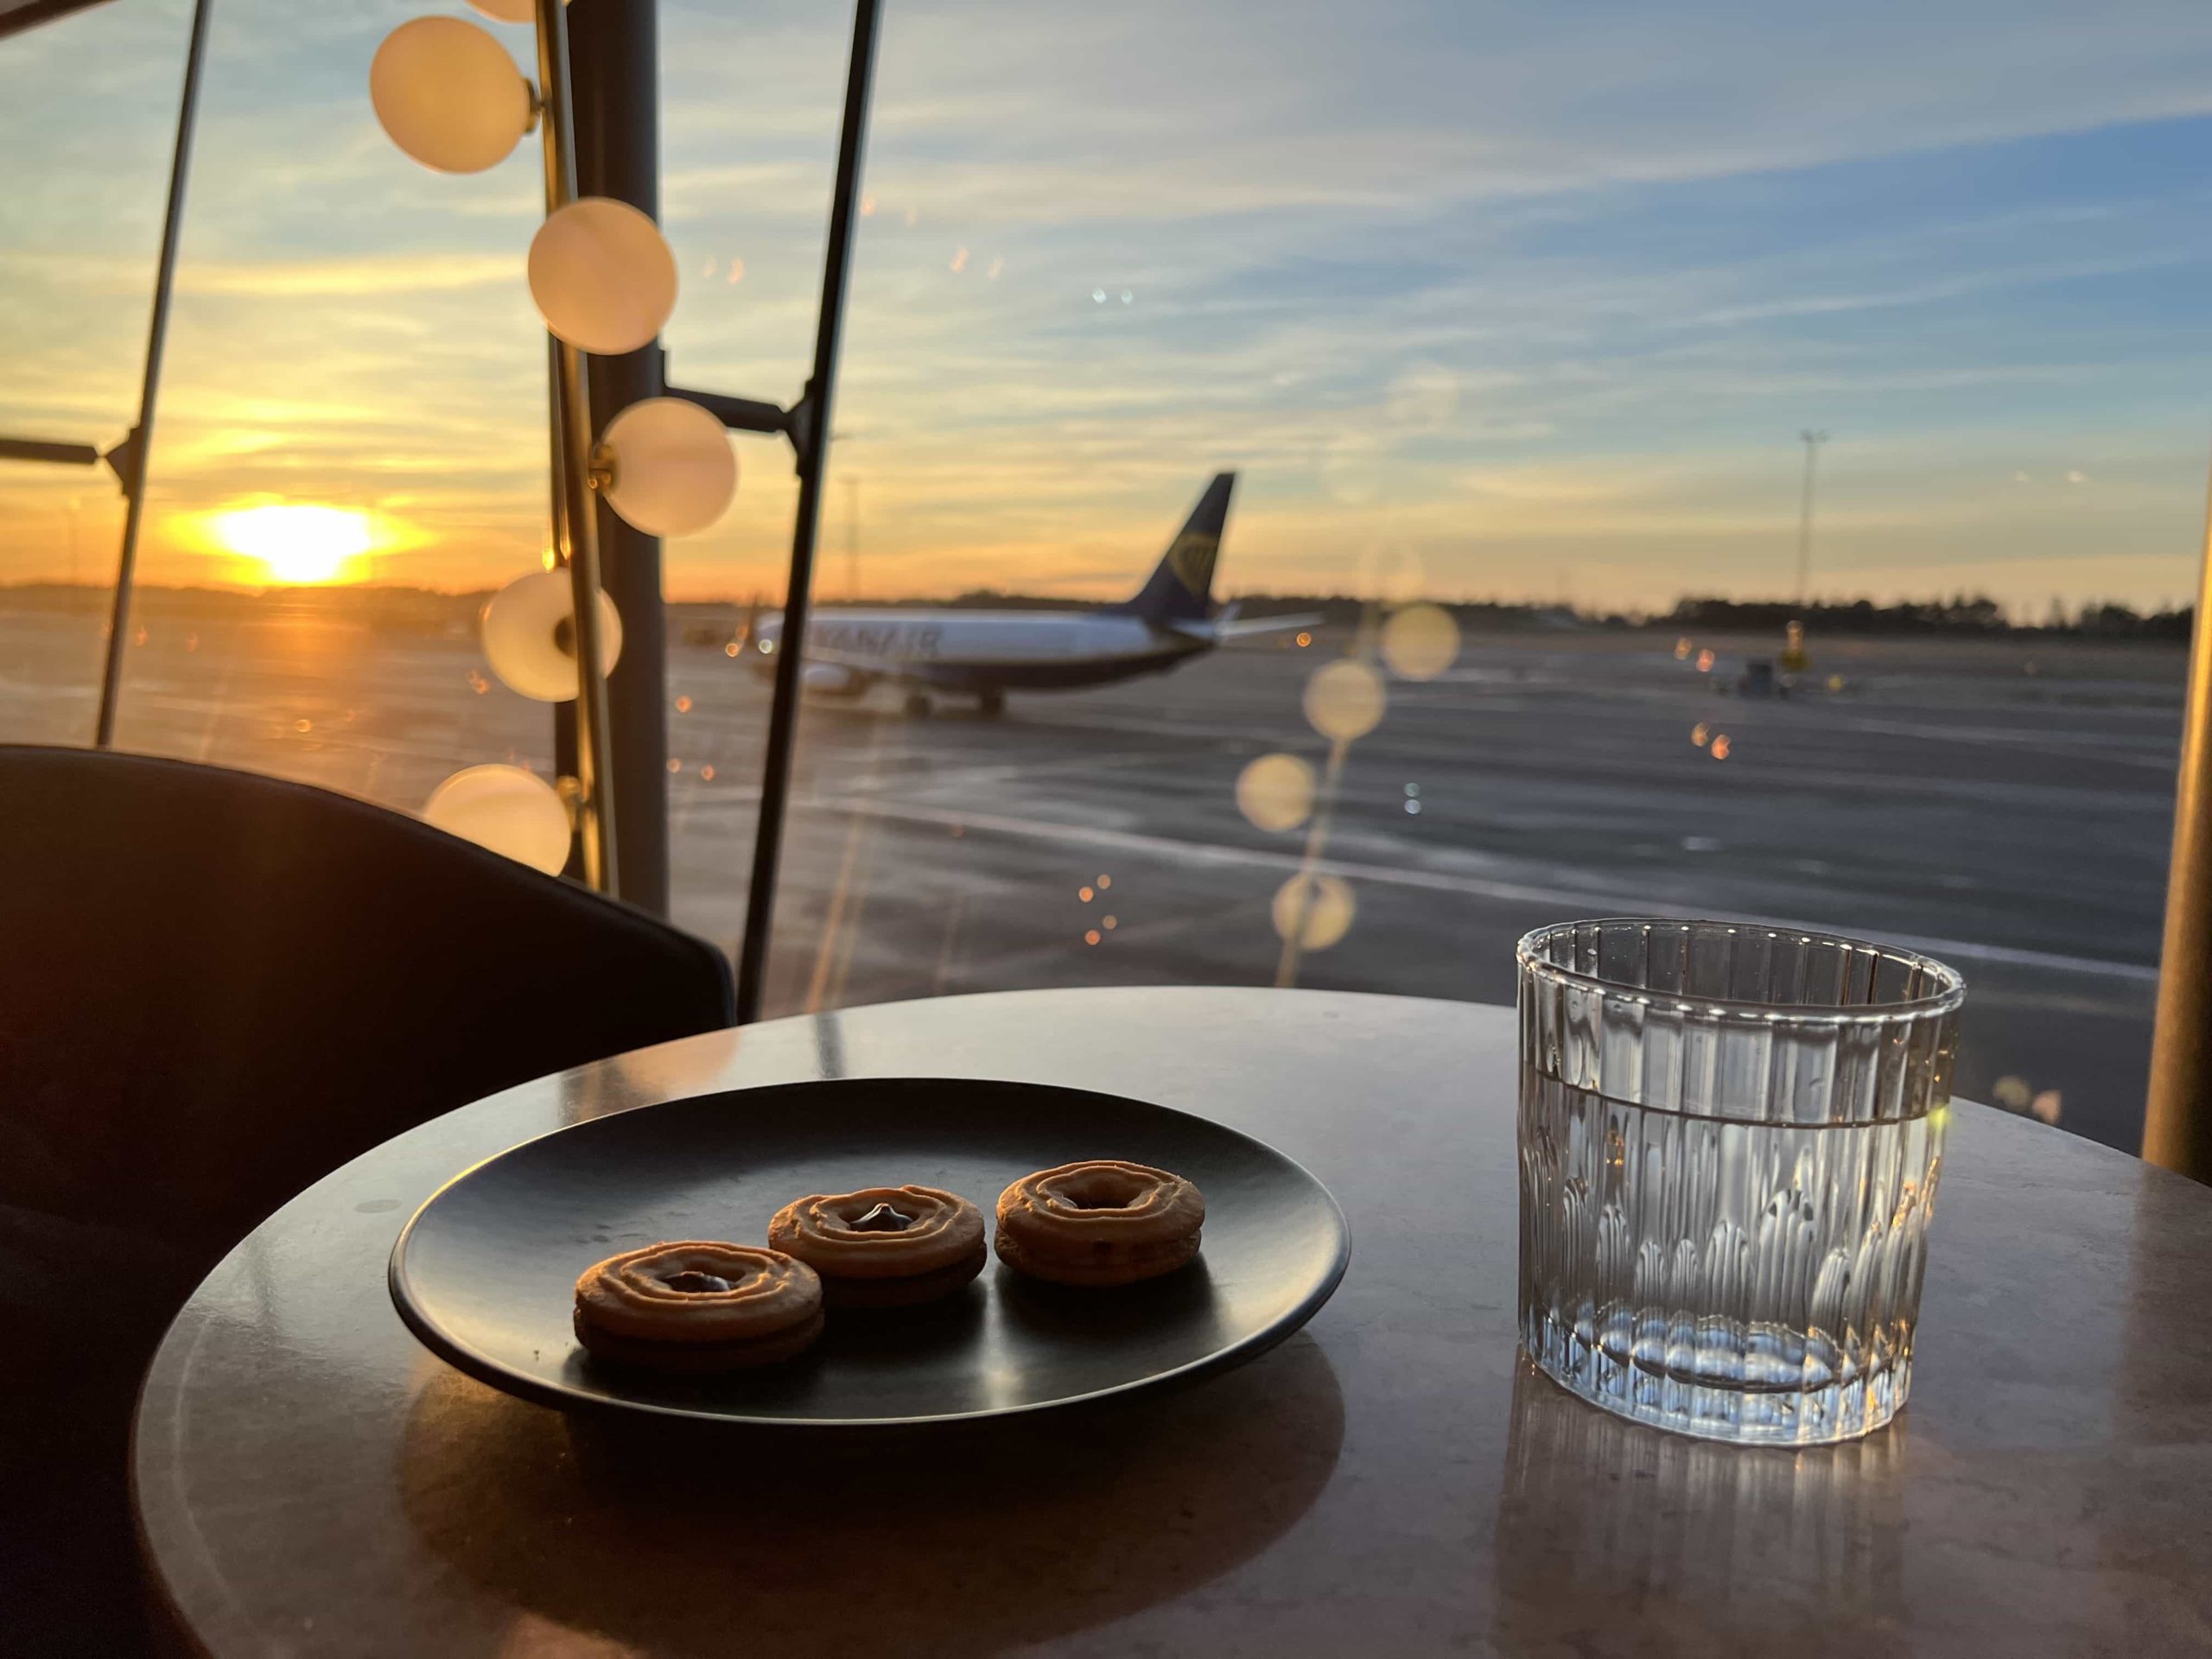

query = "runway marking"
[792, 792, 2160, 985]
[824, 749, 1164, 798]
[1828, 715, 2179, 762]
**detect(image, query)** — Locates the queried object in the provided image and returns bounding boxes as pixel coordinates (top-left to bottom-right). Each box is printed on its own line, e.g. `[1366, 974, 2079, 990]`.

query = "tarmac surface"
[3, 599, 2182, 1152]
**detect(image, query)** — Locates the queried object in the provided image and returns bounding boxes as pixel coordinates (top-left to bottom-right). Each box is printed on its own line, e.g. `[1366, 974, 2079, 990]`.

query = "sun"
[210, 503, 374, 584]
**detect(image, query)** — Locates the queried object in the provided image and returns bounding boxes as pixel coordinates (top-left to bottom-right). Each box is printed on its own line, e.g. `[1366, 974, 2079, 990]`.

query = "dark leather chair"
[0, 745, 735, 1655]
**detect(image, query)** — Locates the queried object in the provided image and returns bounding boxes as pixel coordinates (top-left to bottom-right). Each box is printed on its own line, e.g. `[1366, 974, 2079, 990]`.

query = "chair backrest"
[0, 745, 734, 1256]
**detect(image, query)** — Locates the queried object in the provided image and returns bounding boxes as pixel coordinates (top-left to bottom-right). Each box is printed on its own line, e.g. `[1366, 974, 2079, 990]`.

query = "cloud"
[2, 0, 2209, 609]
[179, 253, 520, 297]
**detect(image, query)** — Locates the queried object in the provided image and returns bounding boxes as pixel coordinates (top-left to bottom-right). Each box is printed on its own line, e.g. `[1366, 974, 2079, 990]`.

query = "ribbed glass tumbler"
[1516, 919, 1965, 1446]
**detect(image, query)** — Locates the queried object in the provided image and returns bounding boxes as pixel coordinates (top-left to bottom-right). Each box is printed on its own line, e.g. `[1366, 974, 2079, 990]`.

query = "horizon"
[4, 1, 2212, 611]
[2, 573, 2190, 631]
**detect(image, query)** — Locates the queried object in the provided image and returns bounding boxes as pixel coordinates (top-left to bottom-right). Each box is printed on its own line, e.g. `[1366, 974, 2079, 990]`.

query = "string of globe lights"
[369, 0, 739, 894]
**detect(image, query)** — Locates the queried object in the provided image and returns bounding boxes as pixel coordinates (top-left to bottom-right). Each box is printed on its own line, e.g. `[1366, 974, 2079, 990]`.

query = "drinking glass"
[1516, 918, 1965, 1445]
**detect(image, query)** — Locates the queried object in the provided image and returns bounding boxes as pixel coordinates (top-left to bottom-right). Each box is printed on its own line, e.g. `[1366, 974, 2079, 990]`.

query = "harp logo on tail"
[1166, 531, 1218, 600]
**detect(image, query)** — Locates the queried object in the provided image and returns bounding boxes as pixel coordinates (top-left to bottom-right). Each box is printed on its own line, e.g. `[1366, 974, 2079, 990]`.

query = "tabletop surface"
[134, 987, 2212, 1658]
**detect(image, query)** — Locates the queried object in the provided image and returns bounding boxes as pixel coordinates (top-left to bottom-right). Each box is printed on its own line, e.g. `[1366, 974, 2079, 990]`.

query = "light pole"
[1796, 429, 1829, 606]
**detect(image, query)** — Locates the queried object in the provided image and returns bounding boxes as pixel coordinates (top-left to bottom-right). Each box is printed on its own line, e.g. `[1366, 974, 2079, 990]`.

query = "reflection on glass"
[1494, 1357, 1906, 1648]
[2, 0, 2175, 1158]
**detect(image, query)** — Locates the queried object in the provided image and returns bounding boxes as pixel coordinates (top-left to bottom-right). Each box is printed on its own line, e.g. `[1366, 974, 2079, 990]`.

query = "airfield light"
[423, 765, 570, 874]
[529, 197, 678, 355]
[1710, 734, 1732, 760]
[1304, 659, 1386, 742]
[1079, 886, 1095, 902]
[1295, 631, 1313, 648]
[595, 397, 737, 536]
[1097, 874, 1110, 888]
[1084, 929, 1102, 946]
[369, 17, 533, 174]
[1381, 602, 1460, 680]
[480, 569, 624, 702]
[1272, 873, 1355, 951]
[1692, 723, 1710, 747]
[1236, 753, 1316, 832]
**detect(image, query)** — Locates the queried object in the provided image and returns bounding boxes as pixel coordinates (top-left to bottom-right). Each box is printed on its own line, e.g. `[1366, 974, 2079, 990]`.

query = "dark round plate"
[389, 1077, 1350, 1427]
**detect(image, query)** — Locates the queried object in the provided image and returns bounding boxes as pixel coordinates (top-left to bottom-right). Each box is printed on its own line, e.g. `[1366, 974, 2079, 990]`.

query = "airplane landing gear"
[903, 691, 934, 718]
[977, 688, 1006, 719]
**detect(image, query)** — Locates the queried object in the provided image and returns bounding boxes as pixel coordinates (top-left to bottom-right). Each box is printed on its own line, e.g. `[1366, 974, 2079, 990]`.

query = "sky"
[3, 0, 2212, 611]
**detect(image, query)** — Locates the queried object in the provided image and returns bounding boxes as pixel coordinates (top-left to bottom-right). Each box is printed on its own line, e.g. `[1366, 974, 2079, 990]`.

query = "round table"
[135, 988, 2212, 1657]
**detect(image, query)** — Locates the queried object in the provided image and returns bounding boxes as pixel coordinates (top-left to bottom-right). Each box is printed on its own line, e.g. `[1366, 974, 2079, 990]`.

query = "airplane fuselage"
[739, 472, 1268, 708]
[749, 607, 1210, 696]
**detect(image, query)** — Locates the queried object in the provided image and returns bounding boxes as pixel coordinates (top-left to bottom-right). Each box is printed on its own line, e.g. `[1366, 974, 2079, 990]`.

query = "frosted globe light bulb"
[1235, 753, 1316, 833]
[368, 17, 532, 175]
[1302, 658, 1386, 742]
[529, 198, 677, 355]
[423, 765, 570, 874]
[480, 568, 624, 702]
[1272, 873, 1357, 951]
[1380, 603, 1460, 681]
[598, 397, 738, 537]
[467, 0, 566, 22]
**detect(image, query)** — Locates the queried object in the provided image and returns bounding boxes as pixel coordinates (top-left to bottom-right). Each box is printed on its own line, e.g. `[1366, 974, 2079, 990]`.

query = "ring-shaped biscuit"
[768, 1185, 988, 1307]
[573, 1241, 823, 1370]
[995, 1160, 1205, 1287]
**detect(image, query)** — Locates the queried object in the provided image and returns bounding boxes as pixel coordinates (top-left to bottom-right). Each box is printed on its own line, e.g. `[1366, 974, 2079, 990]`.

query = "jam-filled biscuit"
[573, 1242, 823, 1371]
[995, 1160, 1205, 1287]
[766, 1185, 988, 1307]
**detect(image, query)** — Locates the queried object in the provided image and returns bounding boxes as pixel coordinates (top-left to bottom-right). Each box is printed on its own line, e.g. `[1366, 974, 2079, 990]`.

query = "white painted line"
[784, 792, 2160, 986]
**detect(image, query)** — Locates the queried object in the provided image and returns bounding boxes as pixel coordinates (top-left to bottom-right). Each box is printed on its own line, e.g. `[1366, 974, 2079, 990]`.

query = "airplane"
[744, 472, 1317, 715]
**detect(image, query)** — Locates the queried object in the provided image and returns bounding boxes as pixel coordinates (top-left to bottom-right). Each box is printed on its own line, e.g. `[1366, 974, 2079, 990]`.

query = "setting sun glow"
[211, 504, 373, 584]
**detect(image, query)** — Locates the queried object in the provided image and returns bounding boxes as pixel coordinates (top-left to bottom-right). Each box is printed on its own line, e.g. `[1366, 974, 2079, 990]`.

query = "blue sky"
[3, 0, 2210, 609]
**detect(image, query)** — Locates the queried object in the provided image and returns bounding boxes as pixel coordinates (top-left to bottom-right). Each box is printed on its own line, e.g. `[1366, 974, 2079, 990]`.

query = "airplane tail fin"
[1115, 472, 1235, 626]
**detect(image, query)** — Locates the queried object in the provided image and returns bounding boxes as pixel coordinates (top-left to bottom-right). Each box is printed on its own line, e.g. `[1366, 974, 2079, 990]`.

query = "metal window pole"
[532, 0, 620, 895]
[0, 439, 99, 467]
[93, 0, 210, 748]
[566, 0, 669, 913]
[2145, 467, 2212, 1182]
[734, 0, 883, 1023]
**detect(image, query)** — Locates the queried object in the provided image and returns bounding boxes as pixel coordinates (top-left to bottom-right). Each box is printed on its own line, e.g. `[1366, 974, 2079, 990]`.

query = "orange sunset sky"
[5, 0, 2212, 612]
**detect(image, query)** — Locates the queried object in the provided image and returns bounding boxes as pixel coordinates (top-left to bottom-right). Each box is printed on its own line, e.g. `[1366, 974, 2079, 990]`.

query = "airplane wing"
[1214, 612, 1323, 638]
[1163, 612, 1323, 642]
[795, 642, 887, 672]
[795, 643, 983, 690]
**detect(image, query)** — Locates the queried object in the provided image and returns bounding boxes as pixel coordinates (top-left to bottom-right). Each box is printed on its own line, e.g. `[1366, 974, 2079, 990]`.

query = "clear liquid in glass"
[1518, 1070, 1945, 1445]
